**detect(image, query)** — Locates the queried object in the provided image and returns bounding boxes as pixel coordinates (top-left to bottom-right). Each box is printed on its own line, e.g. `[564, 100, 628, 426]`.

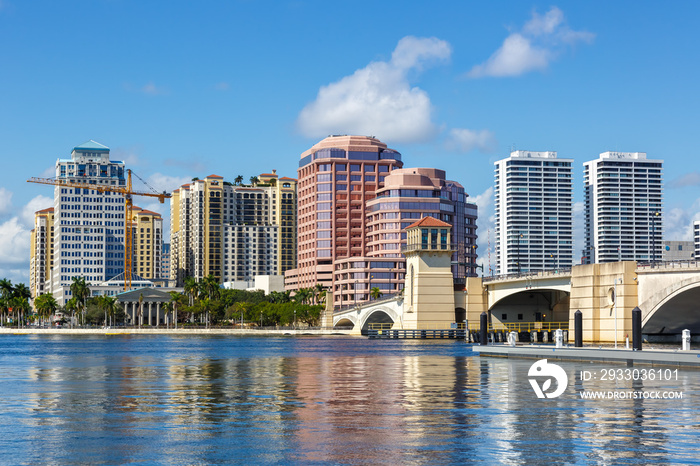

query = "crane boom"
[28, 169, 171, 291]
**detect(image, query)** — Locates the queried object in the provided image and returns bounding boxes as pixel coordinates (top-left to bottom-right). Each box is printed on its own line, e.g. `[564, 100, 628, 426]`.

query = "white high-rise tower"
[584, 152, 663, 264]
[494, 150, 574, 274]
[51, 141, 127, 303]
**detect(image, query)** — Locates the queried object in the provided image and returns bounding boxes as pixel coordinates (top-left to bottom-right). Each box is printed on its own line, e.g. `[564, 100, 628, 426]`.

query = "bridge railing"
[637, 260, 700, 271]
[466, 321, 569, 332]
[334, 292, 403, 314]
[483, 268, 572, 283]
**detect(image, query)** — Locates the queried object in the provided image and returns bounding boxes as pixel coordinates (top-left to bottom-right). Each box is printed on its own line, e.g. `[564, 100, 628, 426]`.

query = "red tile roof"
[406, 216, 452, 229]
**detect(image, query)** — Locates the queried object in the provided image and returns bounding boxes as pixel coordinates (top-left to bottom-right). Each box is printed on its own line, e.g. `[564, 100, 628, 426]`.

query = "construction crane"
[28, 169, 171, 290]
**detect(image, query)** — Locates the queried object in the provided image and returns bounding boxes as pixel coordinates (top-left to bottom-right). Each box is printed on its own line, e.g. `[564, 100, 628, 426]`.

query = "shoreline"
[0, 327, 355, 336]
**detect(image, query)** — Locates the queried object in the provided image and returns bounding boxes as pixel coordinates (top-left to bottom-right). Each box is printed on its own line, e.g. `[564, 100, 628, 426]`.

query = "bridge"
[331, 260, 700, 342]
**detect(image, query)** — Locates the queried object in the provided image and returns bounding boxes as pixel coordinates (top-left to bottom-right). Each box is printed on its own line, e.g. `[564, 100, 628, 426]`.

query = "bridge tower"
[402, 218, 456, 329]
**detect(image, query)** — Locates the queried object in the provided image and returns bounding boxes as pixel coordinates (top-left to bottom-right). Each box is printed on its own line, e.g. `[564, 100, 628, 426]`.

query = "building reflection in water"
[6, 336, 700, 464]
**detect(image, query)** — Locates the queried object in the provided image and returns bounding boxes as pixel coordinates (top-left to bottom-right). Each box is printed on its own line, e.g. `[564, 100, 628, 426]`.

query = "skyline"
[2, 1, 700, 284]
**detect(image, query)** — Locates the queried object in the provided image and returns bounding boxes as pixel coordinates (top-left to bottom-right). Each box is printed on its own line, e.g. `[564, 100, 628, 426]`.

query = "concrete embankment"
[473, 344, 700, 367]
[0, 327, 353, 336]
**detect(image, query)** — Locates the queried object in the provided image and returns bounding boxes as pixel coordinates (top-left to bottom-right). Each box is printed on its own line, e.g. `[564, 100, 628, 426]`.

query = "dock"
[367, 328, 466, 339]
[473, 344, 700, 367]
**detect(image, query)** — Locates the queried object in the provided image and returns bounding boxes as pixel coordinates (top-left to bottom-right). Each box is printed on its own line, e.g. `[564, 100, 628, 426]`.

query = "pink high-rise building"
[333, 167, 478, 308]
[286, 135, 479, 310]
[285, 135, 403, 293]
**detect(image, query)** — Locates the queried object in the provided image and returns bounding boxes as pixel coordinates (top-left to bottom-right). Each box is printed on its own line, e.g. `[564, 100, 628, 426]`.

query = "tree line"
[3, 275, 326, 328]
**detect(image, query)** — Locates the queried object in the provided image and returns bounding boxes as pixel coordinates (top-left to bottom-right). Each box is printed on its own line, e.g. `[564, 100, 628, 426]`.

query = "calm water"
[1, 335, 699, 465]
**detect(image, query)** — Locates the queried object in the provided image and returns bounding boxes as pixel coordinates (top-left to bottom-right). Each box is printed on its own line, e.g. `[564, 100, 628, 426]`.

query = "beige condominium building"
[170, 172, 297, 285]
[29, 207, 55, 298]
[131, 206, 163, 281]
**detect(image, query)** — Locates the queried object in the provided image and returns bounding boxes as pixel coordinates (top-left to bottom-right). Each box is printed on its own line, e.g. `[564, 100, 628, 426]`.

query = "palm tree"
[168, 292, 187, 329]
[11, 296, 30, 327]
[293, 288, 311, 305]
[201, 274, 220, 300]
[13, 283, 31, 327]
[227, 302, 249, 327]
[234, 175, 244, 186]
[313, 283, 325, 305]
[70, 277, 89, 326]
[184, 276, 198, 307]
[370, 287, 383, 300]
[34, 293, 58, 326]
[199, 275, 220, 326]
[104, 296, 119, 327]
[249, 176, 259, 187]
[0, 278, 12, 325]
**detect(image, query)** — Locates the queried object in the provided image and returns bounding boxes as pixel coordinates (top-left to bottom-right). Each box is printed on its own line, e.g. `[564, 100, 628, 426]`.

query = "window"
[502, 314, 507, 321]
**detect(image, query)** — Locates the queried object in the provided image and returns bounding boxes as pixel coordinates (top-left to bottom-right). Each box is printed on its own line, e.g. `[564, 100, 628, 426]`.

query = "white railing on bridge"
[637, 260, 700, 271]
[483, 268, 572, 283]
[334, 291, 403, 314]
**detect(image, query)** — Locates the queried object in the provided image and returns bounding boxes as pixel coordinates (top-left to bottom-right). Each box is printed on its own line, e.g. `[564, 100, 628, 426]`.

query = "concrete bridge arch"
[332, 299, 403, 334]
[640, 277, 700, 334]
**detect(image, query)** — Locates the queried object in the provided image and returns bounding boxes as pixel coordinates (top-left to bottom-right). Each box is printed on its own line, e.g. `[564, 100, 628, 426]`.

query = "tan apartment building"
[29, 208, 55, 298]
[170, 172, 297, 285]
[131, 206, 163, 280]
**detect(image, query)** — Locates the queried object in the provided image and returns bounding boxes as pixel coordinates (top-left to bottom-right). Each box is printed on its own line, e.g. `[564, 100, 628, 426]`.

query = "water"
[1, 335, 699, 465]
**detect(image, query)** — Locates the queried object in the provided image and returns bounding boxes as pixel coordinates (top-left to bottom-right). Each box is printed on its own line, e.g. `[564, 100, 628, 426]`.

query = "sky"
[1, 0, 700, 284]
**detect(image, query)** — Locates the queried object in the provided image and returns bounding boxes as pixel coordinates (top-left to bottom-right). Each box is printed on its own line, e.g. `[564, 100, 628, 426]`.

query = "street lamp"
[369, 274, 374, 301]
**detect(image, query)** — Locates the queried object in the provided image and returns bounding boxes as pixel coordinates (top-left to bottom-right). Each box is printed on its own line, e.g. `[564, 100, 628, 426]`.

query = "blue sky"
[2, 0, 699, 284]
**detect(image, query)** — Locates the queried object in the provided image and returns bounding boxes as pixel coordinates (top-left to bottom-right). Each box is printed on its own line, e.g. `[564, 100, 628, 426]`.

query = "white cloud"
[390, 36, 451, 71]
[0, 187, 13, 216]
[147, 173, 193, 193]
[467, 7, 594, 78]
[297, 36, 451, 144]
[472, 187, 497, 275]
[111, 147, 141, 166]
[142, 82, 166, 95]
[20, 195, 53, 227]
[0, 194, 53, 284]
[0, 217, 30, 266]
[445, 128, 497, 153]
[667, 172, 700, 189]
[523, 6, 564, 36]
[39, 165, 55, 178]
[664, 205, 697, 242]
